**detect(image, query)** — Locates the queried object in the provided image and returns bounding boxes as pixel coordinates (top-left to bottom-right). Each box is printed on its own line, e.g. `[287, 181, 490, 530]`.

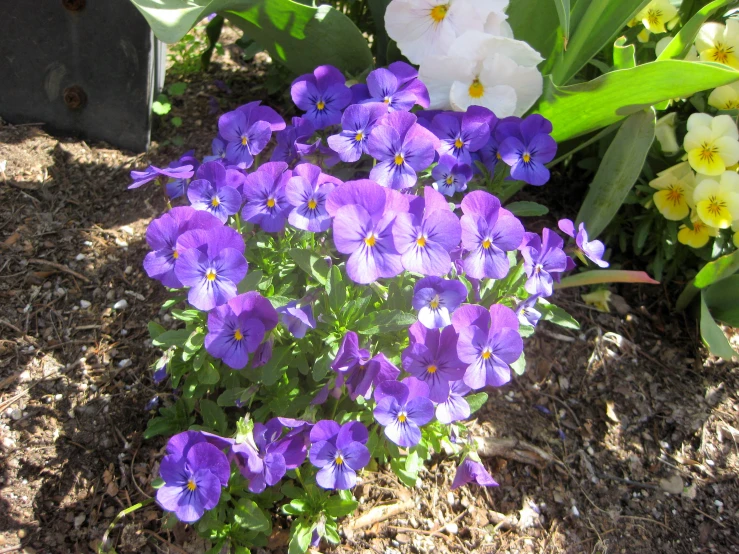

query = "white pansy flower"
[695, 19, 739, 69]
[419, 31, 543, 116]
[484, 10, 514, 38]
[655, 112, 680, 155]
[708, 82, 739, 110]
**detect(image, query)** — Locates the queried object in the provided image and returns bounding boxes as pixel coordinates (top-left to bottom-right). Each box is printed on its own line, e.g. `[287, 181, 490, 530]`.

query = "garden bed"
[1, 31, 738, 554]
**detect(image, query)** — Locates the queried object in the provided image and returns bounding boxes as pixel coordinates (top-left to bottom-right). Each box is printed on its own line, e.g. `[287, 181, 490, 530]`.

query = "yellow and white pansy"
[693, 171, 739, 229]
[384, 0, 508, 66]
[655, 112, 681, 155]
[683, 113, 739, 175]
[649, 161, 696, 220]
[638, 0, 679, 35]
[678, 211, 719, 248]
[708, 82, 739, 110]
[695, 19, 739, 69]
[419, 31, 543, 116]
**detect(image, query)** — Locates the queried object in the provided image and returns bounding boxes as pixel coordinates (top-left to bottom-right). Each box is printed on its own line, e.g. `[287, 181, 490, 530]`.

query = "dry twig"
[477, 437, 560, 469]
[29, 258, 90, 283]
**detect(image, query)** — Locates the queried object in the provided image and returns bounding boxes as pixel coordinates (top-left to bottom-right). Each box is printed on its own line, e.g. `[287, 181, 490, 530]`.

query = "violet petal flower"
[271, 117, 315, 165]
[277, 301, 316, 339]
[373, 377, 434, 448]
[411, 276, 468, 329]
[344, 353, 401, 401]
[291, 65, 352, 130]
[451, 457, 499, 489]
[460, 191, 525, 280]
[218, 101, 284, 168]
[435, 380, 471, 424]
[558, 219, 609, 268]
[129, 163, 194, 190]
[327, 104, 387, 163]
[366, 111, 440, 190]
[309, 421, 370, 490]
[188, 177, 242, 223]
[454, 304, 523, 390]
[326, 179, 410, 218]
[520, 228, 569, 297]
[205, 292, 279, 369]
[431, 107, 493, 166]
[498, 114, 557, 186]
[516, 295, 542, 327]
[402, 323, 465, 402]
[242, 162, 293, 232]
[432, 156, 473, 197]
[331, 331, 371, 376]
[285, 163, 341, 232]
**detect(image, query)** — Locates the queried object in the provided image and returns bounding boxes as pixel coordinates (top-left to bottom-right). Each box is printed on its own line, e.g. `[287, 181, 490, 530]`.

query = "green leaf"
[554, 0, 571, 44]
[289, 248, 330, 285]
[327, 265, 347, 314]
[152, 94, 171, 115]
[167, 82, 187, 96]
[613, 36, 636, 70]
[536, 61, 739, 142]
[550, 0, 650, 85]
[234, 499, 272, 534]
[576, 109, 655, 238]
[657, 0, 737, 61]
[324, 495, 359, 518]
[148, 321, 166, 340]
[356, 310, 417, 335]
[171, 116, 183, 128]
[507, 0, 562, 71]
[260, 346, 291, 386]
[367, 0, 391, 66]
[238, 269, 263, 293]
[466, 392, 488, 414]
[511, 352, 526, 376]
[171, 309, 203, 322]
[505, 201, 549, 217]
[198, 360, 221, 385]
[152, 329, 191, 348]
[199, 399, 228, 434]
[700, 292, 738, 360]
[694, 250, 739, 288]
[217, 387, 247, 406]
[703, 276, 739, 326]
[539, 301, 581, 329]
[556, 269, 660, 289]
[288, 518, 314, 554]
[201, 14, 225, 70]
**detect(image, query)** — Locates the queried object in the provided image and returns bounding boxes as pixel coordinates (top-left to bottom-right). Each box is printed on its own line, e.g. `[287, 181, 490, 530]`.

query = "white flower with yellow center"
[695, 20, 739, 69]
[684, 113, 739, 175]
[693, 171, 739, 229]
[708, 82, 739, 111]
[678, 211, 719, 248]
[419, 31, 544, 116]
[649, 162, 696, 221]
[637, 0, 679, 35]
[655, 112, 680, 155]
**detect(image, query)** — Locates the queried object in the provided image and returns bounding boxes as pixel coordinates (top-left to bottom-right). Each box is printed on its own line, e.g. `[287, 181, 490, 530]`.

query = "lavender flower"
[187, 161, 243, 223]
[218, 101, 285, 168]
[344, 353, 401, 401]
[205, 292, 279, 369]
[353, 62, 430, 111]
[285, 163, 340, 233]
[432, 156, 473, 197]
[143, 207, 221, 288]
[451, 457, 498, 489]
[402, 323, 465, 402]
[309, 421, 370, 490]
[165, 151, 200, 198]
[295, 138, 340, 168]
[129, 163, 194, 190]
[431, 107, 493, 166]
[331, 331, 371, 371]
[453, 304, 523, 389]
[204, 137, 228, 163]
[520, 229, 569, 297]
[156, 432, 231, 523]
[242, 162, 293, 232]
[277, 301, 316, 339]
[327, 104, 387, 163]
[435, 380, 472, 424]
[366, 111, 440, 190]
[271, 117, 315, 165]
[558, 219, 609, 268]
[498, 114, 557, 186]
[460, 191, 524, 280]
[174, 227, 247, 311]
[291, 65, 352, 130]
[516, 295, 542, 327]
[373, 377, 434, 448]
[412, 276, 468, 329]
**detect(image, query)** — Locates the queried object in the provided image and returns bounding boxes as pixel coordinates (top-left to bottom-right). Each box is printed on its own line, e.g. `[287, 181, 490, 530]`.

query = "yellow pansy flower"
[693, 171, 739, 228]
[678, 212, 719, 248]
[695, 19, 739, 69]
[708, 82, 739, 110]
[650, 162, 696, 220]
[638, 0, 679, 34]
[684, 113, 739, 175]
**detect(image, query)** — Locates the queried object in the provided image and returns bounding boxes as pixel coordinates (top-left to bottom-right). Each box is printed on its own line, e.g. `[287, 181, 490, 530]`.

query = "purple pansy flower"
[366, 111, 440, 190]
[309, 421, 370, 490]
[285, 163, 341, 232]
[129, 163, 194, 190]
[291, 65, 352, 130]
[330, 180, 405, 284]
[412, 276, 468, 329]
[472, 116, 522, 175]
[344, 353, 401, 401]
[453, 304, 523, 390]
[436, 380, 472, 424]
[156, 432, 231, 523]
[218, 101, 286, 168]
[164, 151, 200, 198]
[394, 187, 461, 276]
[295, 138, 340, 168]
[520, 228, 569, 297]
[205, 292, 279, 369]
[432, 156, 473, 197]
[271, 117, 315, 165]
[352, 62, 430, 111]
[558, 219, 609, 268]
[252, 339, 273, 368]
[460, 191, 525, 280]
[204, 137, 228, 163]
[327, 104, 387, 163]
[143, 207, 222, 288]
[451, 457, 499, 489]
[498, 114, 557, 186]
[242, 162, 292, 232]
[402, 323, 465, 402]
[431, 107, 493, 166]
[187, 162, 243, 223]
[373, 377, 435, 448]
[277, 301, 316, 339]
[516, 295, 542, 327]
[174, 227, 247, 311]
[331, 331, 371, 373]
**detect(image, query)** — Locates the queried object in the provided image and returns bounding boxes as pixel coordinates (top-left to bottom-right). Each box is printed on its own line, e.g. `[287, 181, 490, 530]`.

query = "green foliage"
[700, 293, 738, 359]
[657, 0, 737, 61]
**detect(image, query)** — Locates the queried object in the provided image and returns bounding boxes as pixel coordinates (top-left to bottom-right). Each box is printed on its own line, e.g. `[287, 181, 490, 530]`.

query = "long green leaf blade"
[658, 0, 737, 61]
[694, 250, 739, 288]
[700, 293, 738, 359]
[556, 269, 660, 289]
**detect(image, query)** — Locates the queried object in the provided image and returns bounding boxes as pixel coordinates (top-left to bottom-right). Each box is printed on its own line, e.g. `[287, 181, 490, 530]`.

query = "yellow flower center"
[468, 78, 485, 99]
[267, 197, 276, 208]
[335, 454, 344, 466]
[172, 250, 179, 259]
[394, 153, 405, 166]
[454, 137, 464, 149]
[365, 233, 377, 247]
[241, 136, 248, 146]
[711, 42, 734, 64]
[206, 268, 217, 282]
[308, 198, 318, 210]
[534, 263, 544, 274]
[699, 142, 719, 163]
[187, 480, 197, 491]
[482, 238, 492, 249]
[211, 197, 220, 207]
[316, 100, 326, 111]
[355, 131, 364, 142]
[724, 100, 739, 109]
[522, 153, 532, 163]
[430, 4, 449, 23]
[693, 221, 706, 233]
[427, 364, 438, 374]
[496, 151, 502, 160]
[665, 185, 684, 206]
[234, 329, 243, 341]
[383, 97, 391, 104]
[706, 195, 728, 217]
[445, 175, 454, 185]
[481, 349, 492, 360]
[397, 412, 407, 423]
[429, 294, 440, 309]
[416, 235, 427, 247]
[646, 8, 662, 27]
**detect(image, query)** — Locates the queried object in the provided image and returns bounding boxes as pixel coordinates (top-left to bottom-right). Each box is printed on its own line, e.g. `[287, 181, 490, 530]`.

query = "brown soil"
[1, 27, 738, 554]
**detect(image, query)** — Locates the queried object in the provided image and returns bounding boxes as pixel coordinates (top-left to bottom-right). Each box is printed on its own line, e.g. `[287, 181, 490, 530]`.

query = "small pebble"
[121, 225, 134, 236]
[571, 505, 580, 517]
[114, 238, 128, 248]
[124, 265, 133, 275]
[445, 522, 459, 535]
[75, 253, 86, 261]
[73, 513, 86, 529]
[117, 359, 132, 369]
[8, 408, 22, 421]
[80, 300, 91, 309]
[113, 299, 128, 310]
[446, 492, 455, 505]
